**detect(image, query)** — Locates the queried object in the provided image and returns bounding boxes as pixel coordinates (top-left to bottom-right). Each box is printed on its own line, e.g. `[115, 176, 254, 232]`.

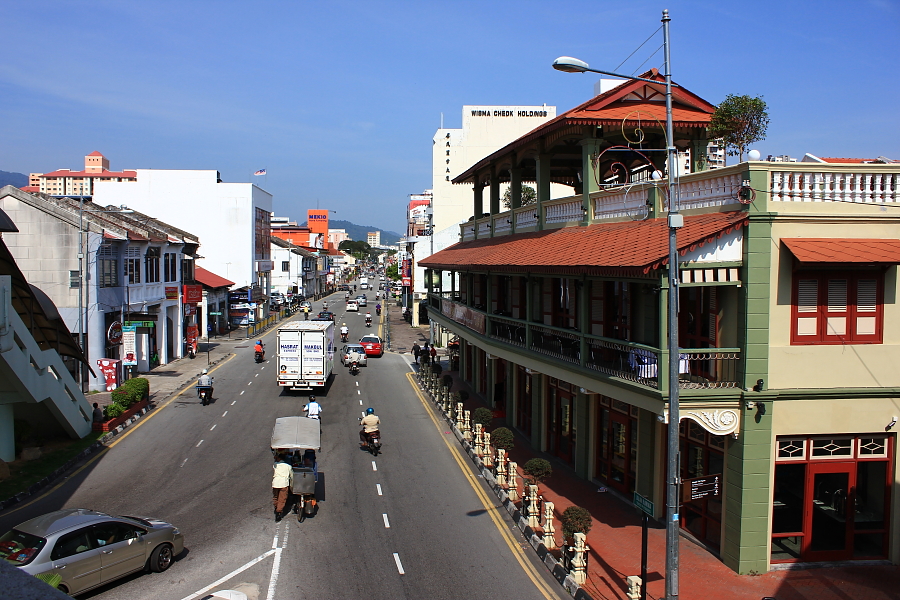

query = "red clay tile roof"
[41, 169, 136, 178]
[421, 212, 748, 276]
[454, 69, 715, 184]
[87, 151, 105, 156]
[195, 266, 234, 288]
[19, 186, 39, 192]
[783, 238, 900, 263]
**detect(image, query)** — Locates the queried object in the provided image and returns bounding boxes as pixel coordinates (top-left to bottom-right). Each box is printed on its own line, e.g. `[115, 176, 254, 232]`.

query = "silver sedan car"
[1, 508, 184, 596]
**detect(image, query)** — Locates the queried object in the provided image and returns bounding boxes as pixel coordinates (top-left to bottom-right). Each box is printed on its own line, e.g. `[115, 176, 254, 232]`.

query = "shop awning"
[782, 238, 900, 263]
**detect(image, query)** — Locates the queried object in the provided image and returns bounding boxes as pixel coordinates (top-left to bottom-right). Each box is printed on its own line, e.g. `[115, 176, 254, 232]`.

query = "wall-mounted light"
[887, 416, 898, 432]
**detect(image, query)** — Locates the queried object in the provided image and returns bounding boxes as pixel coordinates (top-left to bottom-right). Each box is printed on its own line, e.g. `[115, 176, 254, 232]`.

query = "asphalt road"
[1, 290, 564, 600]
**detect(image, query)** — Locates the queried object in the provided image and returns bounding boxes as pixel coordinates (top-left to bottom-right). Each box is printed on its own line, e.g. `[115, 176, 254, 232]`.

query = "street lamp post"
[554, 9, 682, 599]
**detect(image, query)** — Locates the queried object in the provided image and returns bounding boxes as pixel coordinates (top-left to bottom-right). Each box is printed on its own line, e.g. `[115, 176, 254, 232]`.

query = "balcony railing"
[429, 294, 742, 391]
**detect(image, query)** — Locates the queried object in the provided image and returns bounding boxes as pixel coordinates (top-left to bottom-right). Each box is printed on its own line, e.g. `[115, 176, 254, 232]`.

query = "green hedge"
[109, 378, 149, 410]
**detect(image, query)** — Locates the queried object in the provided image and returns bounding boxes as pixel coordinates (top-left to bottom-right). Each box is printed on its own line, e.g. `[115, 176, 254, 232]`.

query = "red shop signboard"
[183, 284, 203, 304]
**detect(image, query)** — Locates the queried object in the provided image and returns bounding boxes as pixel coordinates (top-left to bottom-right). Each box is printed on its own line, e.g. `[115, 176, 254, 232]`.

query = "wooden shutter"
[795, 278, 819, 337]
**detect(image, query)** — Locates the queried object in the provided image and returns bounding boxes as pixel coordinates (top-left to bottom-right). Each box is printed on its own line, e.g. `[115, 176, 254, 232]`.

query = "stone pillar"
[542, 501, 556, 550]
[507, 461, 519, 502]
[626, 576, 642, 600]
[526, 485, 541, 528]
[571, 532, 589, 585]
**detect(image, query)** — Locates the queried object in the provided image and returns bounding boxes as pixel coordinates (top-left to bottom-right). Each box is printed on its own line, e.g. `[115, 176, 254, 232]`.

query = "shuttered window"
[791, 271, 883, 344]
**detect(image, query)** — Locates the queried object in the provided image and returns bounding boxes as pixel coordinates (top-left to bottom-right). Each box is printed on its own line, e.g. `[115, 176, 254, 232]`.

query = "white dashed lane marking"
[196, 440, 204, 447]
[376, 483, 383, 496]
[393, 553, 405, 575]
[383, 514, 390, 528]
[210, 424, 216, 431]
[372, 461, 377, 471]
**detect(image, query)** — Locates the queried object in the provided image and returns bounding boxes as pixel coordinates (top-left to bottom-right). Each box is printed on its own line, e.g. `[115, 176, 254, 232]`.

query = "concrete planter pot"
[92, 399, 149, 432]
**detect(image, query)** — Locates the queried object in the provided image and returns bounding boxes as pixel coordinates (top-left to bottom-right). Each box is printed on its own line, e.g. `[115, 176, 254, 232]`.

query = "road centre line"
[256, 373, 259, 377]
[382, 513, 391, 528]
[248, 381, 252, 385]
[223, 411, 228, 417]
[358, 390, 361, 395]
[356, 381, 359, 387]
[232, 400, 236, 405]
[359, 399, 363, 405]
[405, 371, 558, 599]
[393, 553, 405, 575]
[180, 458, 188, 468]
[376, 483, 382, 495]
[179, 548, 276, 600]
[372, 461, 377, 471]
[240, 391, 244, 395]
[265, 523, 289, 600]
[210, 424, 216, 431]
[0, 355, 237, 517]
[196, 440, 203, 447]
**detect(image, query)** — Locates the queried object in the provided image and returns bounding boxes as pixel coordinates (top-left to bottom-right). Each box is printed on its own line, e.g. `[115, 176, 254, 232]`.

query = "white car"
[346, 300, 359, 312]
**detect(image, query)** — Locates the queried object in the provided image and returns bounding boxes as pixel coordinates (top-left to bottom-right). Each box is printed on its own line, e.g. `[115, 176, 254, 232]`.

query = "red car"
[359, 334, 383, 357]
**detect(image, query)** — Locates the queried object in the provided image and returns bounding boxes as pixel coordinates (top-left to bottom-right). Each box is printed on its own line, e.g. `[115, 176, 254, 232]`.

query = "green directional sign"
[633, 492, 654, 516]
[209, 312, 222, 315]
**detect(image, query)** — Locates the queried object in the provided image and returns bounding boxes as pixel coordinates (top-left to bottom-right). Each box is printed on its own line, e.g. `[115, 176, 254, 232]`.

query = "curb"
[413, 370, 593, 600]
[0, 352, 234, 512]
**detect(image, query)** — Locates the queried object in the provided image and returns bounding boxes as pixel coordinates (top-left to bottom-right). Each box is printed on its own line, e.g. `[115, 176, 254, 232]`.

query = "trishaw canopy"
[271, 417, 321, 451]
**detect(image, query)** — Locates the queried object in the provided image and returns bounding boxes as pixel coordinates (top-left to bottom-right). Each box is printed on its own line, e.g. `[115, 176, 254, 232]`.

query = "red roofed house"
[419, 68, 900, 576]
[194, 266, 234, 336]
[35, 151, 137, 196]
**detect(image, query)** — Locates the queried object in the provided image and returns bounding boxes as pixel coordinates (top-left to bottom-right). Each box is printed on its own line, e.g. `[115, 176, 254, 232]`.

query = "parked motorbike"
[186, 341, 195, 359]
[349, 360, 360, 376]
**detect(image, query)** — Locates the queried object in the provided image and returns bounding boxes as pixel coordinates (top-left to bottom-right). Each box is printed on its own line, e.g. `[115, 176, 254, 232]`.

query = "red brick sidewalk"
[428, 360, 900, 600]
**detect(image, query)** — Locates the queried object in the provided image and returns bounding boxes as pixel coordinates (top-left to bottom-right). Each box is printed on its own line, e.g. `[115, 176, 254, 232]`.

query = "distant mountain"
[301, 219, 402, 246]
[0, 170, 28, 188]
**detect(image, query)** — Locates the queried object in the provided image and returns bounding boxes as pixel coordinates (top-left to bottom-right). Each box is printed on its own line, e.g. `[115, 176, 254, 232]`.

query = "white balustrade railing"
[493, 217, 512, 234]
[544, 199, 584, 223]
[771, 170, 900, 203]
[514, 206, 538, 228]
[678, 172, 741, 209]
[593, 188, 651, 220]
[477, 221, 491, 237]
[461, 224, 475, 241]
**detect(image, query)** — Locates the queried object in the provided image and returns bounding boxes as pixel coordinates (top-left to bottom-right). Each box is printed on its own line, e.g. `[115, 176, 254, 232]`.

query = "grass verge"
[0, 432, 105, 501]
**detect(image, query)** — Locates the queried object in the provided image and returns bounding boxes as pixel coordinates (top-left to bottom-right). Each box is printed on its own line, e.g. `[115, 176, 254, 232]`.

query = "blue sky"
[2, 0, 897, 233]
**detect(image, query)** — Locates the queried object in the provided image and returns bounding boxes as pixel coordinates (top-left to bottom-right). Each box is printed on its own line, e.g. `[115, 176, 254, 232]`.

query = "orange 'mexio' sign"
[307, 210, 330, 235]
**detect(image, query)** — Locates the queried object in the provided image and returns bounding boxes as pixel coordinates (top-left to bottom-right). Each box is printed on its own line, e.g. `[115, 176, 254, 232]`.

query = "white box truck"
[360, 277, 369, 289]
[276, 321, 334, 391]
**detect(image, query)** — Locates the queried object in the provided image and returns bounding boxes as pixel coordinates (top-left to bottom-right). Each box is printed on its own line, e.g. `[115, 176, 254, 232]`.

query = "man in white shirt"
[304, 396, 322, 420]
[272, 453, 292, 521]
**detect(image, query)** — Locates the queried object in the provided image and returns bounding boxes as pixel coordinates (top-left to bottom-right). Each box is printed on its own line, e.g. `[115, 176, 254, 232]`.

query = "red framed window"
[791, 270, 883, 345]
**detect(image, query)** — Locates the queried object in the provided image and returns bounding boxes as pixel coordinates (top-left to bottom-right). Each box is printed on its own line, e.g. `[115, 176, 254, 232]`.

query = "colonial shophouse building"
[420, 69, 900, 574]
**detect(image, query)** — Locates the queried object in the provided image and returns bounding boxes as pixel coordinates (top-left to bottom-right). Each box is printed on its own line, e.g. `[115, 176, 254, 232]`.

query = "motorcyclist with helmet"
[197, 369, 214, 401]
[254, 340, 265, 362]
[359, 407, 380, 446]
[340, 322, 349, 342]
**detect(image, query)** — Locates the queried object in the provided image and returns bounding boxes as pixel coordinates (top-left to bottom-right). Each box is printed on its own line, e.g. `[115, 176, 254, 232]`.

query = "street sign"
[682, 473, 722, 502]
[209, 312, 222, 315]
[633, 492, 654, 516]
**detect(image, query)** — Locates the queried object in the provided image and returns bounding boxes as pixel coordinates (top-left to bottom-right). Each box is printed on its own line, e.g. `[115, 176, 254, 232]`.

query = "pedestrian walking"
[430, 345, 437, 365]
[272, 453, 292, 522]
[421, 343, 430, 366]
[412, 342, 421, 361]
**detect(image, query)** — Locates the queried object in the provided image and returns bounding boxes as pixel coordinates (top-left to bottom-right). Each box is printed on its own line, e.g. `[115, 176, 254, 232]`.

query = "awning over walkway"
[420, 211, 747, 276]
[782, 238, 900, 263]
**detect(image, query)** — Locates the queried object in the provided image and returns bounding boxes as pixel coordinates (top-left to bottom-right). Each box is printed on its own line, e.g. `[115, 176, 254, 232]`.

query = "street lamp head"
[552, 56, 590, 73]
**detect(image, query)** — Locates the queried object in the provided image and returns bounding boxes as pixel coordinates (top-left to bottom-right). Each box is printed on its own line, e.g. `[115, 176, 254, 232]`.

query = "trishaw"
[271, 417, 320, 522]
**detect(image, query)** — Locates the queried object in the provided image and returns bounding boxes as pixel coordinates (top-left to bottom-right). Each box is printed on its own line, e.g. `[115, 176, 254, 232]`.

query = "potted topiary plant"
[473, 407, 493, 429]
[523, 458, 553, 488]
[561, 506, 593, 543]
[490, 427, 514, 451]
[442, 374, 453, 388]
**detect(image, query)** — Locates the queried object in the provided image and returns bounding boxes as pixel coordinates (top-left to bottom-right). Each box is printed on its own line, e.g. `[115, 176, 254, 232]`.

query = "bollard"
[507, 461, 519, 502]
[542, 501, 556, 550]
[526, 485, 540, 529]
[483, 432, 493, 468]
[456, 402, 464, 430]
[474, 423, 484, 457]
[571, 532, 589, 585]
[626, 576, 642, 600]
[463, 410, 472, 441]
[496, 449, 507, 486]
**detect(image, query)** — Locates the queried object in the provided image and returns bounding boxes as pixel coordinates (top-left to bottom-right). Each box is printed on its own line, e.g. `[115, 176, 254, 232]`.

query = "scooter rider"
[197, 369, 214, 399]
[375, 303, 382, 315]
[365, 312, 372, 327]
[304, 396, 322, 420]
[254, 339, 265, 361]
[340, 322, 349, 342]
[359, 407, 380, 446]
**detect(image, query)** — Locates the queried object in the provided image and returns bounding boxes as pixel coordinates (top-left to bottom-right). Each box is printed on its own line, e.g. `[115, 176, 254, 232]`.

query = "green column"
[580, 139, 602, 224]
[535, 154, 551, 231]
[578, 277, 588, 367]
[531, 373, 543, 449]
[692, 138, 709, 172]
[489, 167, 501, 215]
[473, 181, 484, 224]
[722, 175, 772, 574]
[574, 392, 591, 479]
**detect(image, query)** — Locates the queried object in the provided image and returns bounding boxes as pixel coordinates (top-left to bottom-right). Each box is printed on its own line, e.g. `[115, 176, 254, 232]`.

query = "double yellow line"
[3, 355, 236, 517]
[406, 372, 559, 600]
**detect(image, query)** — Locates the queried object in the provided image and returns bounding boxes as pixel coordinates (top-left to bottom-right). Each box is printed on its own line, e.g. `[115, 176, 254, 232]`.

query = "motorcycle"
[185, 341, 195, 359]
[341, 332, 348, 343]
[375, 306, 381, 316]
[349, 360, 360, 376]
[364, 429, 381, 456]
[255, 350, 265, 363]
[197, 384, 213, 406]
[365, 317, 372, 328]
